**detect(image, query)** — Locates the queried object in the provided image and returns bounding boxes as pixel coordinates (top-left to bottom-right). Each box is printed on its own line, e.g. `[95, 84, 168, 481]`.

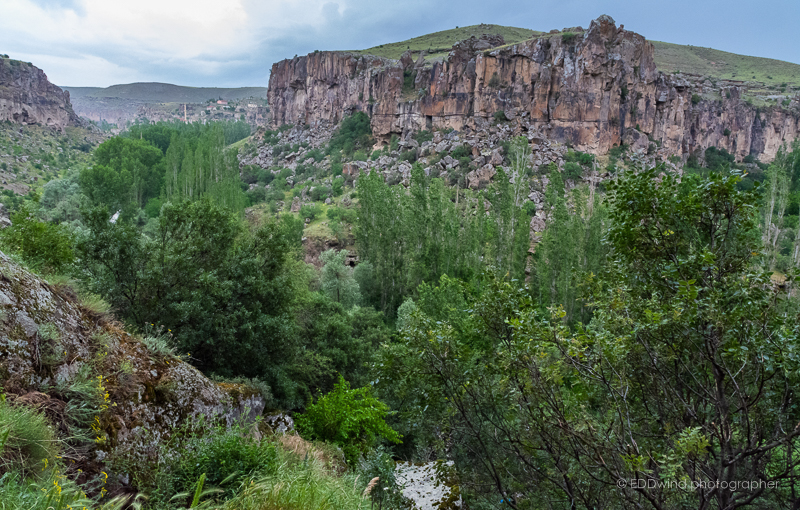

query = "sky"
[1, 0, 798, 88]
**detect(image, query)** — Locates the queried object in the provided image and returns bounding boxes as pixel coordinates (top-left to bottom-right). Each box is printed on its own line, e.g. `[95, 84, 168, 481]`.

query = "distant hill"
[347, 24, 541, 60]
[348, 24, 800, 87]
[61, 82, 268, 103]
[651, 42, 800, 86]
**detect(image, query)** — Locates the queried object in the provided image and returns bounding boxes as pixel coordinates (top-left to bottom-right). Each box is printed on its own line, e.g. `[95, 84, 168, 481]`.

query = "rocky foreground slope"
[0, 252, 266, 485]
[0, 56, 80, 129]
[269, 16, 799, 162]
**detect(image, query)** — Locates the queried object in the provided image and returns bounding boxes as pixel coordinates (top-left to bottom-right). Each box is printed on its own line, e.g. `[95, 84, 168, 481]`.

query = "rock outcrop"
[268, 16, 799, 162]
[0, 57, 81, 129]
[0, 252, 264, 472]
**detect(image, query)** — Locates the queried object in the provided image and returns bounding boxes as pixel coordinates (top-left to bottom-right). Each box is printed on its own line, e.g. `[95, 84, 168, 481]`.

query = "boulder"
[466, 164, 496, 189]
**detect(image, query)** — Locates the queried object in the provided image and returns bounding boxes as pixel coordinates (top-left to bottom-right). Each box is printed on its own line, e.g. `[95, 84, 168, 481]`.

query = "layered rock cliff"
[268, 16, 799, 162]
[0, 57, 80, 129]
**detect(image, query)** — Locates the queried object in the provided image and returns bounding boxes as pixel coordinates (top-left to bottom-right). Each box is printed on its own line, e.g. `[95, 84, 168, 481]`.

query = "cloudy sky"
[2, 0, 798, 88]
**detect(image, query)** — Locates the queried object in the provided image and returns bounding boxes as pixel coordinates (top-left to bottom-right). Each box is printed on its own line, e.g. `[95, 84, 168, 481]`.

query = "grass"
[348, 24, 541, 61]
[0, 398, 59, 477]
[222, 447, 369, 510]
[652, 41, 800, 87]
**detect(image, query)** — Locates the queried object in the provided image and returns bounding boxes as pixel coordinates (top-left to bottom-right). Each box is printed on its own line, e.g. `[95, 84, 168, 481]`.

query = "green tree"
[319, 249, 361, 308]
[78, 197, 305, 406]
[379, 168, 800, 509]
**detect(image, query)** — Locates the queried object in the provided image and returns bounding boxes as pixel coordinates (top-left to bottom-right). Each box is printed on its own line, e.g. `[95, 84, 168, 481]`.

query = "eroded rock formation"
[0, 57, 80, 129]
[268, 16, 799, 162]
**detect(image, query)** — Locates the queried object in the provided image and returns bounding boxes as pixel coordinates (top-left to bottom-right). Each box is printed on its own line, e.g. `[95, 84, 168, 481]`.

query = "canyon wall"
[268, 16, 799, 162]
[0, 57, 80, 129]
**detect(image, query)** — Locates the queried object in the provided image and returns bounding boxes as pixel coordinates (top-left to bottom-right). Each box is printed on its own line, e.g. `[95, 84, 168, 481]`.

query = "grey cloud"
[4, 0, 799, 87]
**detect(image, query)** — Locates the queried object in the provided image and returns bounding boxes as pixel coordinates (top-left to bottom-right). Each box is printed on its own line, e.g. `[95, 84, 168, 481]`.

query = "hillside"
[652, 41, 800, 87]
[348, 23, 541, 60]
[62, 82, 268, 102]
[62, 82, 270, 130]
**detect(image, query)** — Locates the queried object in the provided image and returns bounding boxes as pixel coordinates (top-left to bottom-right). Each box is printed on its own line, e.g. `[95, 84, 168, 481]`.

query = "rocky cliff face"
[268, 16, 799, 162]
[0, 57, 80, 129]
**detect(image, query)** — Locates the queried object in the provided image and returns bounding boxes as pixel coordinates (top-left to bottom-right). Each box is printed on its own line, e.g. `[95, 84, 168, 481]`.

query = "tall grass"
[0, 398, 59, 477]
[222, 448, 369, 510]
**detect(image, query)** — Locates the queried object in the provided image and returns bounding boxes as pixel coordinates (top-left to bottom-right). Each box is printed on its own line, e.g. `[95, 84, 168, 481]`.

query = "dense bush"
[327, 112, 373, 156]
[300, 203, 323, 221]
[1, 204, 74, 272]
[174, 421, 278, 501]
[296, 376, 400, 465]
[563, 161, 583, 180]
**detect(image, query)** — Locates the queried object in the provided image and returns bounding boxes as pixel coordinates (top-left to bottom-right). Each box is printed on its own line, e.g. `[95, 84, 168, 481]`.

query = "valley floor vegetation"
[1, 113, 800, 509]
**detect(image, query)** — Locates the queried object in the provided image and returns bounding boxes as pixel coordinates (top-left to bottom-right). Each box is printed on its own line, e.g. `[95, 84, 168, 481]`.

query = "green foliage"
[78, 198, 305, 406]
[221, 447, 369, 510]
[92, 136, 164, 209]
[608, 143, 628, 158]
[1, 203, 74, 273]
[561, 31, 579, 45]
[704, 146, 736, 171]
[0, 398, 58, 478]
[450, 144, 470, 160]
[723, 128, 732, 136]
[296, 375, 400, 465]
[402, 70, 417, 95]
[319, 249, 361, 308]
[492, 110, 508, 123]
[299, 203, 322, 221]
[691, 93, 702, 104]
[487, 72, 501, 89]
[174, 422, 278, 500]
[563, 161, 582, 180]
[327, 112, 373, 157]
[399, 148, 417, 162]
[412, 130, 433, 144]
[163, 124, 246, 213]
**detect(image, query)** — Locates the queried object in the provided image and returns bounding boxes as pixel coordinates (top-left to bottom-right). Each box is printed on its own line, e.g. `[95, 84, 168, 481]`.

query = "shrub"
[296, 376, 400, 465]
[247, 186, 267, 205]
[487, 72, 501, 89]
[402, 70, 417, 94]
[1, 203, 74, 273]
[723, 128, 731, 137]
[608, 143, 628, 159]
[328, 112, 373, 156]
[400, 149, 417, 162]
[561, 32, 579, 45]
[563, 161, 583, 180]
[493, 110, 508, 123]
[332, 176, 344, 196]
[450, 145, 471, 160]
[691, 93, 702, 105]
[300, 203, 322, 221]
[413, 130, 433, 143]
[174, 422, 278, 501]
